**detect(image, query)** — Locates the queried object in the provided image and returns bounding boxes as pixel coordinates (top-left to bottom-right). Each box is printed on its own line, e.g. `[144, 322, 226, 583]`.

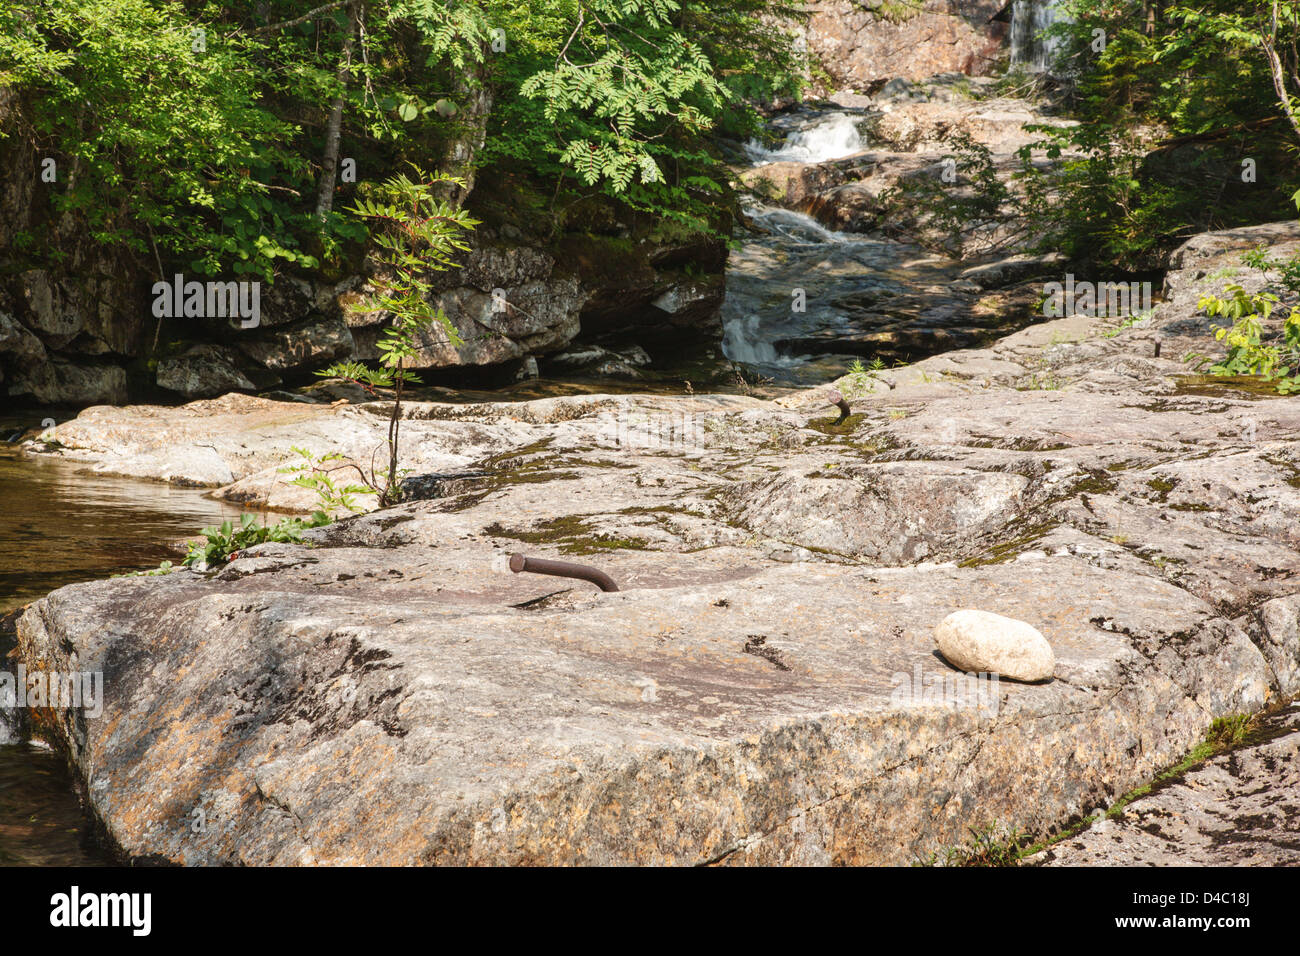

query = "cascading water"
[721, 108, 1020, 386]
[744, 112, 865, 165]
[1010, 0, 1067, 74]
[721, 197, 884, 381]
[724, 112, 880, 382]
[0, 708, 17, 746]
[720, 192, 966, 386]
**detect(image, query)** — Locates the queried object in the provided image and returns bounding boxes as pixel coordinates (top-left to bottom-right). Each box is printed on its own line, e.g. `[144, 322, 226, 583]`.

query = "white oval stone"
[934, 609, 1055, 682]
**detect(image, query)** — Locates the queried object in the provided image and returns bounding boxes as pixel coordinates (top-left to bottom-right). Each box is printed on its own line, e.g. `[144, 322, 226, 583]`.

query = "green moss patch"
[484, 516, 650, 555]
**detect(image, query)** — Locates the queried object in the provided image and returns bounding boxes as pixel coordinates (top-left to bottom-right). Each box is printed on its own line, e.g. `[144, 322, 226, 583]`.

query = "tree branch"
[1263, 1, 1300, 142]
[252, 0, 350, 35]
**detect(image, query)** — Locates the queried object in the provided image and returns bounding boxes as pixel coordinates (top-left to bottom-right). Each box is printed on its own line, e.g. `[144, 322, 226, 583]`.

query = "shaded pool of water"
[0, 742, 113, 866]
[0, 448, 249, 614]
[0, 440, 251, 865]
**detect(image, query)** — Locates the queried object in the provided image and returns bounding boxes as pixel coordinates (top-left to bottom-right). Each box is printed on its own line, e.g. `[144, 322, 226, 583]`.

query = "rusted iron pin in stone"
[826, 388, 851, 425]
[509, 553, 620, 592]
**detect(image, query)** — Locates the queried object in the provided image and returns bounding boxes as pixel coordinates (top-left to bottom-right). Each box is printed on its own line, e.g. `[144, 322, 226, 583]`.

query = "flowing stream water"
[0, 417, 249, 865]
[721, 110, 987, 386]
[725, 111, 880, 384]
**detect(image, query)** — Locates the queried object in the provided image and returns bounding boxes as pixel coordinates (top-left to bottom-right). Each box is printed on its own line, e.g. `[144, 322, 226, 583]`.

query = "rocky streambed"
[1, 73, 1078, 405]
[719, 76, 1076, 386]
[8, 220, 1300, 865]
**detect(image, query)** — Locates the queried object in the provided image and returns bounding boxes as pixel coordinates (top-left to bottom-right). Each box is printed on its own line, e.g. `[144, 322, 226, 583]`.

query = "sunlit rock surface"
[1039, 706, 1300, 866]
[16, 220, 1300, 864]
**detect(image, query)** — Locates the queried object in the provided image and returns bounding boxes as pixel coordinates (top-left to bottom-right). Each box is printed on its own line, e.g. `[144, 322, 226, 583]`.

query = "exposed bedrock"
[15, 220, 1300, 864]
[1039, 705, 1300, 866]
[16, 546, 1291, 865]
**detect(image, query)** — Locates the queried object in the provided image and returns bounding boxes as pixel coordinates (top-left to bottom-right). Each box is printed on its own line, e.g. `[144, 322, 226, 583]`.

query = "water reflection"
[0, 743, 113, 866]
[0, 447, 247, 614]
[0, 437, 249, 865]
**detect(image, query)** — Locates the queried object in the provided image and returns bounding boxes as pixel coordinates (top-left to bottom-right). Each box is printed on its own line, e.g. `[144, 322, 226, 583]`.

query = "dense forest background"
[2, 0, 1300, 402]
[1026, 0, 1300, 269]
[3, 1, 1299, 280]
[0, 0, 807, 282]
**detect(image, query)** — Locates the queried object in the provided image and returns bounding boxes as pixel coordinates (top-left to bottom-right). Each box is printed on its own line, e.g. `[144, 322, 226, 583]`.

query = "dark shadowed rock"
[8, 360, 128, 405]
[157, 345, 257, 398]
[239, 317, 355, 373]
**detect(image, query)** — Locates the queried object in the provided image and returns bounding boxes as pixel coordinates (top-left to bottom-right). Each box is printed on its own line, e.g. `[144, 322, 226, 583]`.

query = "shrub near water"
[1186, 233, 1300, 394]
[182, 513, 331, 570]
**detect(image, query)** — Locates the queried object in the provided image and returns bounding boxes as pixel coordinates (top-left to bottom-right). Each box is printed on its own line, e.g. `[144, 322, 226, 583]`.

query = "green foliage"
[343, 166, 478, 357]
[0, 0, 331, 280]
[1051, 1, 1272, 132]
[112, 560, 175, 578]
[1207, 713, 1255, 749]
[873, 0, 924, 24]
[1241, 244, 1300, 294]
[2, 0, 805, 282]
[1103, 712, 1261, 822]
[1102, 310, 1154, 337]
[842, 356, 887, 394]
[1012, 120, 1194, 271]
[519, 4, 726, 192]
[182, 512, 331, 569]
[1186, 283, 1300, 393]
[914, 823, 1030, 867]
[279, 447, 378, 514]
[311, 361, 392, 393]
[411, 0, 808, 237]
[315, 167, 476, 508]
[1001, 1, 1300, 270]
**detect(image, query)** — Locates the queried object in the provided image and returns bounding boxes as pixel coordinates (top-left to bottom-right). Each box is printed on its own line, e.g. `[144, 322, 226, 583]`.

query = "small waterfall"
[722, 314, 785, 366]
[0, 620, 16, 744]
[745, 113, 865, 165]
[721, 201, 858, 371]
[0, 710, 17, 745]
[744, 203, 850, 246]
[725, 113, 873, 376]
[1010, 0, 1067, 74]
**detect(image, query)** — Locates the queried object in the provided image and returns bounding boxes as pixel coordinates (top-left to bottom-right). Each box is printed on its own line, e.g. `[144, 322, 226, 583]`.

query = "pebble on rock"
[934, 609, 1055, 682]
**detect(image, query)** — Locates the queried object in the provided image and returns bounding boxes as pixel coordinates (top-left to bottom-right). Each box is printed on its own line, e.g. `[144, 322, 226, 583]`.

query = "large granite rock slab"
[15, 220, 1300, 864]
[1039, 705, 1300, 866]
[16, 543, 1284, 865]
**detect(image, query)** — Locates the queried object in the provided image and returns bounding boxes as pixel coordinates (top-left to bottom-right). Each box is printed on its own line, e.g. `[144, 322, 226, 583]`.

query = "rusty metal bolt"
[825, 388, 851, 425]
[508, 553, 620, 592]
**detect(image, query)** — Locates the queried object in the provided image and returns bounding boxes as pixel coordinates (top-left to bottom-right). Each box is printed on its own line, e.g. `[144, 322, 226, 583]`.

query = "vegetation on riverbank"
[0, 0, 807, 281]
[1006, 1, 1300, 271]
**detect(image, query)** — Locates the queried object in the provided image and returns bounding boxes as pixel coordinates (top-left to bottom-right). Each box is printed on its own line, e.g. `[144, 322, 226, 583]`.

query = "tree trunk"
[314, 1, 358, 221]
[1263, 2, 1300, 143]
[438, 50, 493, 207]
